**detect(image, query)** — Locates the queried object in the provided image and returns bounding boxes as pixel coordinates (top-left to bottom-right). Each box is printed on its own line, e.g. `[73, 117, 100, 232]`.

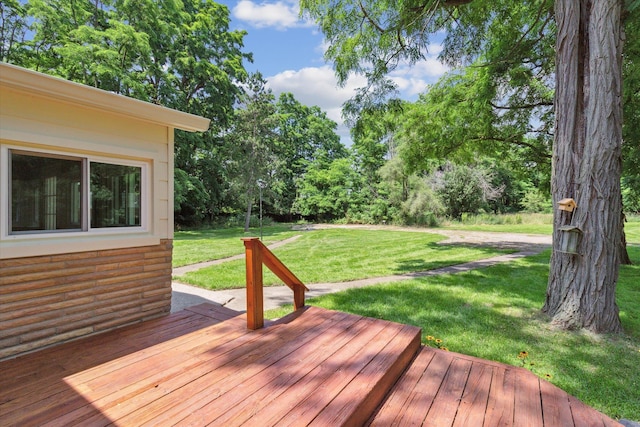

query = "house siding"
[1, 82, 172, 260]
[0, 240, 172, 360]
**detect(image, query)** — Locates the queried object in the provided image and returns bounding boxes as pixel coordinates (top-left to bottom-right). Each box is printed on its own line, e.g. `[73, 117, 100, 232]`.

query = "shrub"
[430, 163, 503, 220]
[521, 189, 552, 213]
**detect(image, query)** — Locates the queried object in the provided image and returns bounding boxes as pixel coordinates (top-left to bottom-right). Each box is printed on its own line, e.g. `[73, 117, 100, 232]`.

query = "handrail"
[241, 237, 309, 330]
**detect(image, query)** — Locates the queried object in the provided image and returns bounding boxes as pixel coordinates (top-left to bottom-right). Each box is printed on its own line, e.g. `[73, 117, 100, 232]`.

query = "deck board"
[453, 362, 494, 427]
[368, 347, 622, 427]
[0, 303, 623, 427]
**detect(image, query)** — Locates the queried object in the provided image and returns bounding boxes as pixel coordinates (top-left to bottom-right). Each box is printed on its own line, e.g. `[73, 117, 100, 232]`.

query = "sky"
[219, 0, 450, 145]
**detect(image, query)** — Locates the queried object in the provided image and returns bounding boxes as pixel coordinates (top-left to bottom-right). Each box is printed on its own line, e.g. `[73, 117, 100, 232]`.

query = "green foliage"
[223, 73, 279, 230]
[303, 0, 558, 227]
[174, 168, 211, 226]
[399, 175, 443, 226]
[272, 93, 347, 218]
[300, 0, 460, 114]
[433, 165, 483, 220]
[623, 6, 640, 215]
[6, 0, 637, 226]
[0, 0, 29, 63]
[293, 157, 359, 221]
[6, 0, 253, 226]
[430, 162, 503, 220]
[397, 64, 552, 177]
[521, 189, 552, 213]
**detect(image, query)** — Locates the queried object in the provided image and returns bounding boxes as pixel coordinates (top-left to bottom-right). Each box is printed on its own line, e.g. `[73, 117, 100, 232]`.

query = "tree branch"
[490, 101, 553, 110]
[358, 0, 385, 34]
[471, 135, 552, 159]
[442, 0, 474, 5]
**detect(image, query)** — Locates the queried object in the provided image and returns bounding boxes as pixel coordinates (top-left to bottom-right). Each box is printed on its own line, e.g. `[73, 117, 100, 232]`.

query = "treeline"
[2, 1, 638, 228]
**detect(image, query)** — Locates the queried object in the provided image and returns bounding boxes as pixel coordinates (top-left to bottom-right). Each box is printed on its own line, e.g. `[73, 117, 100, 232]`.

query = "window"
[90, 162, 141, 228]
[9, 150, 144, 235]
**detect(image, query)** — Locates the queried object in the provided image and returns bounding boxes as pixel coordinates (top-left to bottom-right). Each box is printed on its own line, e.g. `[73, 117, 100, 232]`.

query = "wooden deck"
[0, 303, 621, 426]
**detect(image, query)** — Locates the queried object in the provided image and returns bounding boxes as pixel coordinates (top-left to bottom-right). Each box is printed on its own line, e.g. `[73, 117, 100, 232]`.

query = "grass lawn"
[176, 228, 511, 289]
[266, 247, 640, 421]
[441, 212, 640, 244]
[172, 224, 299, 267]
[172, 215, 640, 269]
[625, 215, 640, 244]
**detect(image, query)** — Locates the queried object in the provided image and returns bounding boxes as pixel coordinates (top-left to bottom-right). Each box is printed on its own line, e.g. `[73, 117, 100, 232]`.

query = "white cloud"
[262, 42, 448, 144]
[389, 48, 449, 97]
[427, 43, 444, 56]
[266, 66, 366, 143]
[232, 1, 313, 30]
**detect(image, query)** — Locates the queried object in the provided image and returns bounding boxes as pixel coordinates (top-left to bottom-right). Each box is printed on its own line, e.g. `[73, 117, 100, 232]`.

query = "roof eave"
[0, 63, 211, 133]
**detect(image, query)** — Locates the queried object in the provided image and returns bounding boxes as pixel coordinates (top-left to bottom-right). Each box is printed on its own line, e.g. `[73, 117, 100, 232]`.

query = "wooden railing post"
[293, 286, 305, 311]
[242, 238, 263, 330]
[242, 236, 309, 330]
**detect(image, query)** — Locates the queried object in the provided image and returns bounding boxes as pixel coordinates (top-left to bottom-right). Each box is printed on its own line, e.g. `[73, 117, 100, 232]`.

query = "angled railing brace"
[242, 237, 309, 330]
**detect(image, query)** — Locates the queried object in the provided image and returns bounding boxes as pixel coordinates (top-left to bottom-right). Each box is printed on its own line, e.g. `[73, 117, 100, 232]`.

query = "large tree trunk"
[543, 0, 623, 333]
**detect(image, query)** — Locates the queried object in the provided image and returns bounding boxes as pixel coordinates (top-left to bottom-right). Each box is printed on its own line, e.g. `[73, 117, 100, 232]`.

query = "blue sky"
[219, 0, 450, 144]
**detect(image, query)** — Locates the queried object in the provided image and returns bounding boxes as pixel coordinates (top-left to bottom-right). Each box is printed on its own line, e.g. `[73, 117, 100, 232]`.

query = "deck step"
[367, 346, 623, 427]
[0, 304, 422, 427]
[175, 306, 422, 426]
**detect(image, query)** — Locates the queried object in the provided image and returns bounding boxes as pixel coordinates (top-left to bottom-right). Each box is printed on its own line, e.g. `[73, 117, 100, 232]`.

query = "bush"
[520, 189, 552, 213]
[430, 163, 503, 220]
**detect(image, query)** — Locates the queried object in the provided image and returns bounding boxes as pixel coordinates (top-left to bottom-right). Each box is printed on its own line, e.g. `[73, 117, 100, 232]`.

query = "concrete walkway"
[171, 227, 552, 313]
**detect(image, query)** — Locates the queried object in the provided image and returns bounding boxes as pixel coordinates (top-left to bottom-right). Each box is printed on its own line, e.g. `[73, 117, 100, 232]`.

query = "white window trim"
[2, 144, 150, 240]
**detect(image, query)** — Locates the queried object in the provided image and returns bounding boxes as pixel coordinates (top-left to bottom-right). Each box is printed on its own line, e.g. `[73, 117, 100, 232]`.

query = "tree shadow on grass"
[392, 243, 516, 274]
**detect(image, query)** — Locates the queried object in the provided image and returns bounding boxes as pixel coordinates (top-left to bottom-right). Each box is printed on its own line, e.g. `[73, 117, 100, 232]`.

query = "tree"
[396, 65, 552, 177]
[301, 0, 631, 332]
[273, 93, 346, 219]
[0, 0, 29, 63]
[293, 157, 359, 221]
[542, 0, 624, 332]
[225, 73, 279, 231]
[430, 162, 503, 220]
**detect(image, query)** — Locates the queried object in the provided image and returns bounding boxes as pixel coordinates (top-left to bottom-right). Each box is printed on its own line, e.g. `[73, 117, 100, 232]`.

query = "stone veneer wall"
[0, 240, 173, 360]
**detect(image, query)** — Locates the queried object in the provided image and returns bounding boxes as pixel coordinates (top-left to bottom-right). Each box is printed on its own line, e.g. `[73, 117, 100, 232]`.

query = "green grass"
[625, 214, 640, 244]
[266, 247, 640, 421]
[172, 215, 640, 269]
[176, 228, 511, 289]
[440, 212, 553, 234]
[440, 212, 640, 244]
[441, 222, 553, 234]
[172, 225, 299, 267]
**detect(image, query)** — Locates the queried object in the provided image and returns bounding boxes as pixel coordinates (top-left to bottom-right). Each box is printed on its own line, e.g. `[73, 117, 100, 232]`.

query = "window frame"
[4, 146, 149, 238]
[88, 158, 145, 231]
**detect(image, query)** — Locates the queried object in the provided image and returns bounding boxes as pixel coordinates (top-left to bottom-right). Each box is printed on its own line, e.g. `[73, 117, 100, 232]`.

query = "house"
[0, 63, 210, 360]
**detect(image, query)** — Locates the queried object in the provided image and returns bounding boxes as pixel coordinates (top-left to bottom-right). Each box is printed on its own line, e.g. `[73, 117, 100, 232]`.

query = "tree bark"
[543, 0, 623, 333]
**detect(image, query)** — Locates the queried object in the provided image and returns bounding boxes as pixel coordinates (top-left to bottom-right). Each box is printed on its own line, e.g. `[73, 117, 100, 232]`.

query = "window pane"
[11, 152, 83, 233]
[91, 162, 141, 228]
